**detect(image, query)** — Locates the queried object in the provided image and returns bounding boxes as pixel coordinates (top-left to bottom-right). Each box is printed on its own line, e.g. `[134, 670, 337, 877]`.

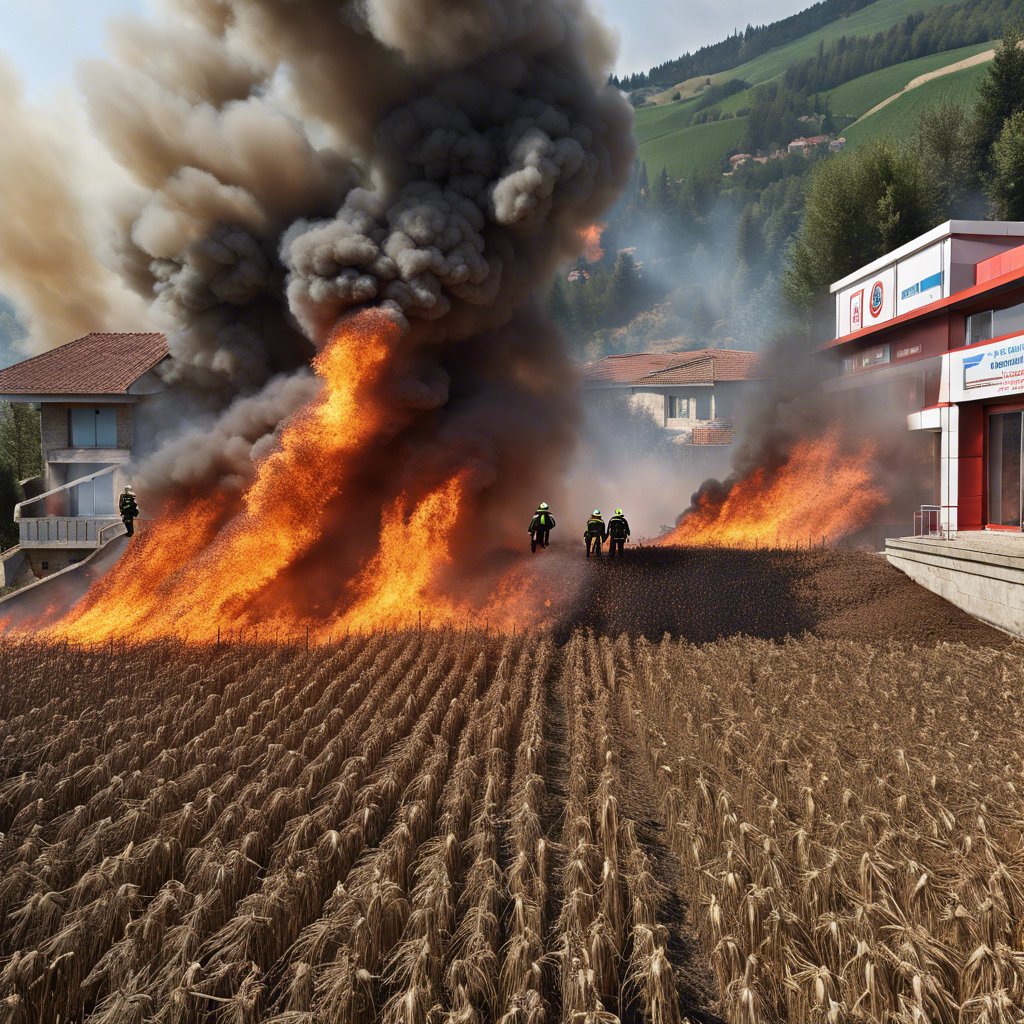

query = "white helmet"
[539, 501, 549, 509]
[592, 508, 601, 516]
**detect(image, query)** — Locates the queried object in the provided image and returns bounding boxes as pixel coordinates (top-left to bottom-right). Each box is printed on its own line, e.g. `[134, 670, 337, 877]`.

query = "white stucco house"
[0, 332, 168, 579]
[581, 348, 768, 444]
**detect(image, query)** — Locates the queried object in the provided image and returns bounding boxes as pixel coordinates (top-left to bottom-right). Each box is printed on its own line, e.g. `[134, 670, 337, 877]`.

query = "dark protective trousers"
[531, 529, 550, 552]
[586, 534, 603, 557]
[608, 537, 625, 557]
[123, 516, 135, 537]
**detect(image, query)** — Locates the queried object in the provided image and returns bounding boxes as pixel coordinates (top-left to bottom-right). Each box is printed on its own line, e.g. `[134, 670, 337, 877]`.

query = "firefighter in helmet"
[607, 508, 631, 557]
[528, 502, 555, 553]
[119, 485, 140, 538]
[584, 508, 606, 558]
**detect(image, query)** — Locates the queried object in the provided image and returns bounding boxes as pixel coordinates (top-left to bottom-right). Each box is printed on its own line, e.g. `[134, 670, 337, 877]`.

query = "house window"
[967, 310, 994, 346]
[695, 394, 712, 420]
[667, 396, 690, 419]
[967, 301, 1024, 345]
[70, 407, 117, 447]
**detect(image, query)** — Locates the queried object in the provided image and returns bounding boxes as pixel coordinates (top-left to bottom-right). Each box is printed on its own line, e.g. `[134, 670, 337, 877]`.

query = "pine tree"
[784, 141, 937, 324]
[988, 110, 1024, 219]
[972, 27, 1024, 177]
[0, 402, 42, 481]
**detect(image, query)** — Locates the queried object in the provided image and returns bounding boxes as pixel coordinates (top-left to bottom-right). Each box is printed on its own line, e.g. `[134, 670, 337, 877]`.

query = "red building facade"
[826, 221, 1024, 535]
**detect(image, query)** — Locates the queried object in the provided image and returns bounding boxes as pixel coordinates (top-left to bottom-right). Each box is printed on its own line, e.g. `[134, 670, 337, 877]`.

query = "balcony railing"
[18, 517, 122, 547]
[14, 465, 125, 549]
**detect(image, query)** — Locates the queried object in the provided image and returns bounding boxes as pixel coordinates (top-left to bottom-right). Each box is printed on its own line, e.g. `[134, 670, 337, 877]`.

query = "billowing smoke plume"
[32, 0, 634, 633]
[0, 59, 149, 353]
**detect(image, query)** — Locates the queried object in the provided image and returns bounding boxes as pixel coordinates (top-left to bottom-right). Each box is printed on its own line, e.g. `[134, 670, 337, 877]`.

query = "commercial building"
[581, 348, 767, 446]
[826, 220, 1024, 632]
[0, 331, 168, 579]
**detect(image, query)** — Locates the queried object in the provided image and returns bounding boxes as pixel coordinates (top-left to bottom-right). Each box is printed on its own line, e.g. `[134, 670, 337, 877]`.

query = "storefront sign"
[895, 343, 922, 360]
[837, 266, 895, 336]
[951, 337, 1024, 401]
[896, 244, 944, 316]
[850, 290, 863, 333]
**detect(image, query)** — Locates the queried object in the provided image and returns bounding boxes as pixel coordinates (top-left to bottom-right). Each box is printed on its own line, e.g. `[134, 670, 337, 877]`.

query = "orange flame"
[50, 311, 402, 643]
[659, 430, 887, 548]
[334, 474, 466, 634]
[578, 223, 605, 263]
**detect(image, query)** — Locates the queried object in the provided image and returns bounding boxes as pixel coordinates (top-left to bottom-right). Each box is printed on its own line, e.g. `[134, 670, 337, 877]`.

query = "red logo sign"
[869, 280, 884, 317]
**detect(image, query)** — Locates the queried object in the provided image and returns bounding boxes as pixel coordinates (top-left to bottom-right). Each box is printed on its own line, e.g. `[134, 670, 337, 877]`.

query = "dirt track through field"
[854, 47, 996, 123]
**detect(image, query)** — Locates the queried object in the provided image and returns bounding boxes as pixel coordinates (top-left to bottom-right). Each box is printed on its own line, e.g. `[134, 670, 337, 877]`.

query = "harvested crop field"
[0, 549, 1020, 1023]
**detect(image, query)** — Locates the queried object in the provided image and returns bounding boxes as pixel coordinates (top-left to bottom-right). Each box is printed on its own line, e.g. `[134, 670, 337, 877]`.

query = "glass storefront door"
[988, 410, 1024, 528]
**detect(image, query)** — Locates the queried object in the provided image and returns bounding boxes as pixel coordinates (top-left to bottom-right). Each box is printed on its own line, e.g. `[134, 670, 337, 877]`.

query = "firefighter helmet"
[592, 509, 601, 516]
[539, 502, 549, 509]
[615, 508, 623, 516]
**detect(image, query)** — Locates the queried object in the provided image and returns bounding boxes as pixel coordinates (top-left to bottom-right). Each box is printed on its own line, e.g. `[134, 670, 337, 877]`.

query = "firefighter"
[528, 502, 555, 553]
[584, 508, 606, 558]
[119, 485, 140, 538]
[607, 508, 631, 557]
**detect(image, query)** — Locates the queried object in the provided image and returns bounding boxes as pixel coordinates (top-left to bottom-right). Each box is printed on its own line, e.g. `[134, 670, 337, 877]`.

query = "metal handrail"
[914, 504, 956, 540]
[14, 464, 120, 521]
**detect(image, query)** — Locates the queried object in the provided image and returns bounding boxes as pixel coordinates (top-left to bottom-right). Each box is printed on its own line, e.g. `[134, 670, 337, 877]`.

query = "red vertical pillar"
[958, 403, 984, 529]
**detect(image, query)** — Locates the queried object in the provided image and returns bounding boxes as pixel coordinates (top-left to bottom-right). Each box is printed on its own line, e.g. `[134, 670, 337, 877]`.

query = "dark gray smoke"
[73, 0, 633, 597]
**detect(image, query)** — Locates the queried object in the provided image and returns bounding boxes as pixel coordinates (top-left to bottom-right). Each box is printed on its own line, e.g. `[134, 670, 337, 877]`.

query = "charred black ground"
[557, 546, 1009, 646]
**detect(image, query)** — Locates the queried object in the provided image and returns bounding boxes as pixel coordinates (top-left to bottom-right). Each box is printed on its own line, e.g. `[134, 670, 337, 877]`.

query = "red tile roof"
[582, 348, 766, 387]
[0, 333, 169, 396]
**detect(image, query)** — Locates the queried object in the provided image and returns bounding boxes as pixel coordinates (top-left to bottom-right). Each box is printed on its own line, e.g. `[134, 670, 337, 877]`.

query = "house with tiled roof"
[0, 332, 169, 578]
[581, 348, 768, 445]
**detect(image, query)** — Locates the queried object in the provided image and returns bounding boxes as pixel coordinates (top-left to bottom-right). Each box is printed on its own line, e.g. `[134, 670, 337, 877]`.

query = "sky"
[0, 0, 812, 96]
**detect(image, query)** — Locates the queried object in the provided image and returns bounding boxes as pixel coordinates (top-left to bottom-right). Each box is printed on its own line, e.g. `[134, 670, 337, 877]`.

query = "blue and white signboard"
[896, 244, 945, 316]
[951, 337, 1024, 402]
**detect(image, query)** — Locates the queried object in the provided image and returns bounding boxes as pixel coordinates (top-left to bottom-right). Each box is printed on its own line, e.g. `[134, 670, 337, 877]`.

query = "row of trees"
[785, 0, 1024, 98]
[612, 0, 876, 92]
[0, 402, 41, 552]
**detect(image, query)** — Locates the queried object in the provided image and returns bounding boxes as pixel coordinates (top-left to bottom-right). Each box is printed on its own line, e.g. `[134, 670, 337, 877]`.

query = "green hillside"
[632, 0, 990, 177]
[643, 0, 955, 106]
[634, 95, 704, 146]
[722, 0, 954, 86]
[825, 41, 993, 117]
[638, 117, 748, 180]
[844, 59, 991, 146]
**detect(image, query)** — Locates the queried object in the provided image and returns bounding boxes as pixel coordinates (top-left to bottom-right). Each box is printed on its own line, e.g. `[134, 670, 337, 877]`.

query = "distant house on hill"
[0, 332, 169, 579]
[788, 134, 830, 155]
[580, 348, 769, 445]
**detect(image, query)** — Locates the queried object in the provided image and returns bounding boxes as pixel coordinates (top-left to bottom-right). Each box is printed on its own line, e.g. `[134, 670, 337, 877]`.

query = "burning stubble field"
[1, 550, 1023, 1023]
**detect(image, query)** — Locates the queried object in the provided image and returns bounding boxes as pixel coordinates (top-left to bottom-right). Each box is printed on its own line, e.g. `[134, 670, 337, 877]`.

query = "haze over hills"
[549, 0, 1024, 365]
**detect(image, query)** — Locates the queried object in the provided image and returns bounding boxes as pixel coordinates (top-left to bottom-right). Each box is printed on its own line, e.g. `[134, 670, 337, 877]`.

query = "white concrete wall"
[886, 536, 1024, 634]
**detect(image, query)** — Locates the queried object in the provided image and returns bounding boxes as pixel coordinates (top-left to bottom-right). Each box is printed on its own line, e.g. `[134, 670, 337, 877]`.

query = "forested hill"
[614, 0, 879, 92]
[628, 0, 1024, 181]
[552, 2, 1024, 370]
